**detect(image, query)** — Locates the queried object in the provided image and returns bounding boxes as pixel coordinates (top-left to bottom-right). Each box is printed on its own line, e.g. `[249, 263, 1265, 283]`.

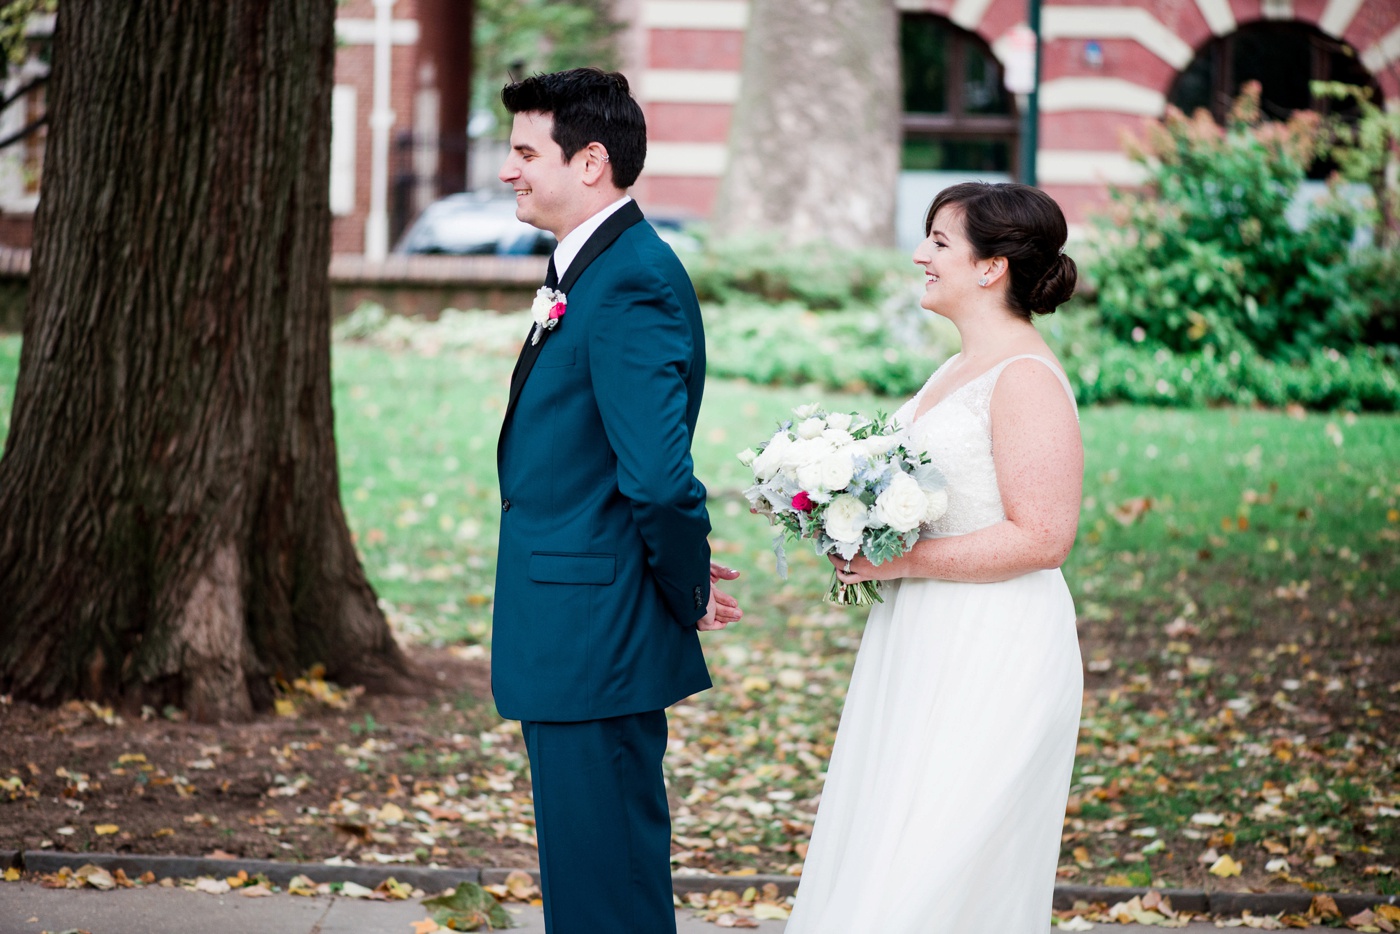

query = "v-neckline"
[908, 352, 1060, 426]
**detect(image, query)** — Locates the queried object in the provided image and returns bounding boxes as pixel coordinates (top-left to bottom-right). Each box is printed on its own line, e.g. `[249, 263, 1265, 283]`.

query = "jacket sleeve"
[587, 255, 712, 628]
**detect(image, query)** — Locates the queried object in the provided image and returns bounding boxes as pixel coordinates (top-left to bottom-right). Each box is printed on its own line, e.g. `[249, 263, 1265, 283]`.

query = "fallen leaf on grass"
[1209, 854, 1243, 878]
[93, 824, 119, 835]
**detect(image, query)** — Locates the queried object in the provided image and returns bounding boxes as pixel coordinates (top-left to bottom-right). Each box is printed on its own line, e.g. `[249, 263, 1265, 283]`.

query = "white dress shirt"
[552, 196, 633, 281]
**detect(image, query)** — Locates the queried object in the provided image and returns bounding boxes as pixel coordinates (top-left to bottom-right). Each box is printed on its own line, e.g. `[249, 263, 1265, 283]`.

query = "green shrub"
[1088, 84, 1368, 361]
[701, 296, 959, 396]
[682, 234, 910, 310]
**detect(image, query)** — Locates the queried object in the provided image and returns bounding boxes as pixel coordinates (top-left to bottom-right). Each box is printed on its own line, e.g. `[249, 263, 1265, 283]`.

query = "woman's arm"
[832, 358, 1084, 584]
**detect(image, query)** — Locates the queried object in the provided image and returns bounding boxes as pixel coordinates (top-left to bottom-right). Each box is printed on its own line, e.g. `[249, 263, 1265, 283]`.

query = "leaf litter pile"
[3, 334, 1398, 929]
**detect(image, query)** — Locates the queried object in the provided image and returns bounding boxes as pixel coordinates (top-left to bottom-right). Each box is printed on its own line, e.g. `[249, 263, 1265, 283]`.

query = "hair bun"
[1028, 252, 1077, 316]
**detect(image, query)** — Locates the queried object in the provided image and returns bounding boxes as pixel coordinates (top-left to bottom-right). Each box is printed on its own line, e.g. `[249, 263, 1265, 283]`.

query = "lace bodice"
[893, 354, 1077, 538]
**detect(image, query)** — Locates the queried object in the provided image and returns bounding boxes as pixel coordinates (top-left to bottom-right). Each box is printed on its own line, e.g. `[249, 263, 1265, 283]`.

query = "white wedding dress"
[784, 354, 1083, 933]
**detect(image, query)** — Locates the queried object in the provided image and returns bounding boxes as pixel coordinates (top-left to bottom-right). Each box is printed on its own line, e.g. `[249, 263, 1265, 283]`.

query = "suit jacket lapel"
[500, 201, 645, 436]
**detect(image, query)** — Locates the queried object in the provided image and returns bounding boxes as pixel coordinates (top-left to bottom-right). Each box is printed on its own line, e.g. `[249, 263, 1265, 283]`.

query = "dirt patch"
[0, 647, 539, 870]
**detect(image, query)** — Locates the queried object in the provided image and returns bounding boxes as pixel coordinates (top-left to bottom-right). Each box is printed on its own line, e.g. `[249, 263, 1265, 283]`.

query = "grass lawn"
[1, 326, 1395, 895]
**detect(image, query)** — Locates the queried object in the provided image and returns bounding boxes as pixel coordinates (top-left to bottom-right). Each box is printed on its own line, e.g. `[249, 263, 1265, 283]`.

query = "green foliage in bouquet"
[1088, 83, 1368, 361]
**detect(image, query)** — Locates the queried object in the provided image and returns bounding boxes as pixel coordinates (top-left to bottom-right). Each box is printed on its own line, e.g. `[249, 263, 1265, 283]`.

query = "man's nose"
[499, 161, 518, 184]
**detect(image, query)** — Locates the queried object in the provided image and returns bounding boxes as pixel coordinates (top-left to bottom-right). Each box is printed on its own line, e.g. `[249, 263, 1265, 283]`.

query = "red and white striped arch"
[625, 0, 1400, 226]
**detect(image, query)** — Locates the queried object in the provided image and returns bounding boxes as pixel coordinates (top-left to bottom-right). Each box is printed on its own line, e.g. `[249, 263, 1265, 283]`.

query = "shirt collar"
[552, 196, 632, 281]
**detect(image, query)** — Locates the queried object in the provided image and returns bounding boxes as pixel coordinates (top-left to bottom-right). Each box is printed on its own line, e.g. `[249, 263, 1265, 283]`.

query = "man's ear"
[579, 142, 611, 186]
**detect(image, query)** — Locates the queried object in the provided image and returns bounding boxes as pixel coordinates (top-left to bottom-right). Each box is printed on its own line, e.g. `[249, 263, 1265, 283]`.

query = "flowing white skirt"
[785, 569, 1082, 934]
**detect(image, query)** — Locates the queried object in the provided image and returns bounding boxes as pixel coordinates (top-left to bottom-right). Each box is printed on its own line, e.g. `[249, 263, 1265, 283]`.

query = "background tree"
[713, 0, 900, 248]
[471, 0, 620, 132]
[0, 0, 54, 152]
[0, 1, 412, 720]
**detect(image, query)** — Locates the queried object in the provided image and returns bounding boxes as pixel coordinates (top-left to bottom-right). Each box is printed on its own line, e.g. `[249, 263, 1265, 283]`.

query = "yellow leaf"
[94, 824, 120, 835]
[274, 698, 297, 717]
[287, 874, 320, 896]
[1104, 873, 1133, 886]
[411, 920, 441, 934]
[1209, 854, 1243, 877]
[116, 753, 147, 764]
[753, 903, 791, 920]
[152, 828, 175, 838]
[3, 867, 20, 882]
[378, 802, 406, 823]
[504, 869, 538, 900]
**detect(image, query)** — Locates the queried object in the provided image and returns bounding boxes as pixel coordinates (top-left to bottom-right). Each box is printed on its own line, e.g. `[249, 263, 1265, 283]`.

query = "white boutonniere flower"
[530, 286, 567, 345]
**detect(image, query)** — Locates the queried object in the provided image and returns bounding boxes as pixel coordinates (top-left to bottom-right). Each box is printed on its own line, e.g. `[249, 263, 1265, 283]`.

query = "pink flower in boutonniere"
[530, 287, 567, 345]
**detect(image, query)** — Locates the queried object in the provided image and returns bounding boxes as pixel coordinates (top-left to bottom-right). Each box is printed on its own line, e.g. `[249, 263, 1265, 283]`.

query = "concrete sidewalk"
[0, 882, 1228, 934]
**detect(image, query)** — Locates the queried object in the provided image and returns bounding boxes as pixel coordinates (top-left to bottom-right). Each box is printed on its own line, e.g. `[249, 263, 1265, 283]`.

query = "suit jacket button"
[694, 585, 704, 609]
[502, 499, 511, 512]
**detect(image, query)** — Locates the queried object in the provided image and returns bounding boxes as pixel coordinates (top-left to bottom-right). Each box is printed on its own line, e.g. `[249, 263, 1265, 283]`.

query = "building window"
[1170, 23, 1382, 176]
[900, 15, 1018, 173]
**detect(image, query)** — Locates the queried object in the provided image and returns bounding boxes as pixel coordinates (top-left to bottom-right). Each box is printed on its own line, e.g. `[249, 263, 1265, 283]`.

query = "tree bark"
[0, 1, 413, 721]
[713, 0, 901, 248]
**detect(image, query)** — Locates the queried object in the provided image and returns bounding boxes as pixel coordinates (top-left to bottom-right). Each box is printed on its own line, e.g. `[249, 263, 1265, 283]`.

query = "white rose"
[825, 412, 853, 432]
[923, 487, 949, 523]
[860, 434, 901, 457]
[781, 437, 833, 473]
[793, 402, 823, 420]
[823, 494, 869, 544]
[821, 427, 854, 447]
[752, 433, 792, 481]
[796, 417, 826, 439]
[873, 473, 927, 532]
[819, 452, 855, 492]
[737, 448, 757, 467]
[795, 460, 825, 492]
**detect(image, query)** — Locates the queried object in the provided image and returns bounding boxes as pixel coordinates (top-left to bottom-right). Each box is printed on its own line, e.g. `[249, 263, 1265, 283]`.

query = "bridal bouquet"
[738, 404, 947, 605]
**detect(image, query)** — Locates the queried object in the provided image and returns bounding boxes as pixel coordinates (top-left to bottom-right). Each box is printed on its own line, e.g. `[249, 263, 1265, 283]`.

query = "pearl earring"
[978, 276, 989, 287]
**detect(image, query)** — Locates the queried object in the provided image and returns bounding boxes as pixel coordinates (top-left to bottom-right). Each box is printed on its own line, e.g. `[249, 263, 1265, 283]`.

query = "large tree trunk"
[0, 1, 413, 721]
[713, 0, 900, 248]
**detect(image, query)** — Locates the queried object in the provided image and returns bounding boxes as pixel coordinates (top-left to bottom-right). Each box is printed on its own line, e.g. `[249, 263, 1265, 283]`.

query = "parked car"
[395, 192, 555, 256]
[396, 191, 701, 256]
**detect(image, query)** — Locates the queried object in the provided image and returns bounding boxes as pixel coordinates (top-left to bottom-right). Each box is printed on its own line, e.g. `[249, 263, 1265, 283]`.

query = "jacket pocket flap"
[528, 552, 616, 585]
[536, 347, 575, 368]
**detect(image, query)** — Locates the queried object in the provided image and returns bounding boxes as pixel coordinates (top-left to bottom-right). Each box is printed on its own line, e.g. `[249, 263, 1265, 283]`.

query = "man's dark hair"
[501, 68, 647, 189]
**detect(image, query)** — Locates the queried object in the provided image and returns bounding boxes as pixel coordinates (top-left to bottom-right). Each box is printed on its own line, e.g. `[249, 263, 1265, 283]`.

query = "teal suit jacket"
[492, 201, 713, 722]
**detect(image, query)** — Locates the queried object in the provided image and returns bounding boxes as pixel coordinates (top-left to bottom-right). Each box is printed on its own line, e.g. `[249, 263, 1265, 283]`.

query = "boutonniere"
[530, 286, 567, 345]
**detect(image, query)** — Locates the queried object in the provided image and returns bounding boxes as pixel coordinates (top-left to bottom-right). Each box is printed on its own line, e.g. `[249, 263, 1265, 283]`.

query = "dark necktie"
[545, 255, 559, 290]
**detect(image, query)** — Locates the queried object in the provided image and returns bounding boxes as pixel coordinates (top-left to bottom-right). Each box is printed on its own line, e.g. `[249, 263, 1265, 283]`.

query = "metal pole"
[1020, 0, 1042, 187]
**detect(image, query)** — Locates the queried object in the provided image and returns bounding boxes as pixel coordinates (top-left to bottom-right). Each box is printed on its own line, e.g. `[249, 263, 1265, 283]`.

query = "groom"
[492, 68, 741, 933]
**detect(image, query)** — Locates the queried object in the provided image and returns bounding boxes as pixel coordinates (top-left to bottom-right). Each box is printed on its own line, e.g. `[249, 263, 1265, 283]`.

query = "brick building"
[2, 1, 1396, 254]
[622, 0, 1400, 244]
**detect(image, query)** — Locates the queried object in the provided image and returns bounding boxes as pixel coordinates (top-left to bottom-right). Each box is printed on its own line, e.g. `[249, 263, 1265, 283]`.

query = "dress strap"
[988, 354, 1078, 413]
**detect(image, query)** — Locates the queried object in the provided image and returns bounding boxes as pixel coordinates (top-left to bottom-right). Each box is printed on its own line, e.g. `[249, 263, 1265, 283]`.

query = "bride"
[784, 182, 1084, 933]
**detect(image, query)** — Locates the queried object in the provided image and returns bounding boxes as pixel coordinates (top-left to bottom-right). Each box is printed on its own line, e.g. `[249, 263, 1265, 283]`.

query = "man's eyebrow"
[513, 142, 538, 153]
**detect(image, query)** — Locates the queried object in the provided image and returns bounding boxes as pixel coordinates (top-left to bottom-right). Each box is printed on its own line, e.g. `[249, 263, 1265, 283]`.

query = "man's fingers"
[709, 562, 741, 581]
